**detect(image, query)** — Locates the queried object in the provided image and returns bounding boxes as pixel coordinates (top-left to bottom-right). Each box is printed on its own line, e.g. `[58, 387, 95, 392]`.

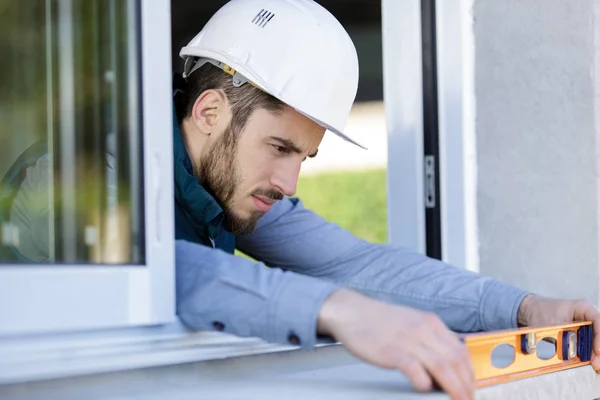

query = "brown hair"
[174, 63, 285, 135]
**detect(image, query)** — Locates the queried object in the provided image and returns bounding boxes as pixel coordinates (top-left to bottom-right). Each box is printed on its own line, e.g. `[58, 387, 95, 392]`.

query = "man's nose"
[270, 163, 301, 197]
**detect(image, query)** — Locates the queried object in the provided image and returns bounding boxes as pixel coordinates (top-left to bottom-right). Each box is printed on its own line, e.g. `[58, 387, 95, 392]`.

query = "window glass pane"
[0, 0, 144, 264]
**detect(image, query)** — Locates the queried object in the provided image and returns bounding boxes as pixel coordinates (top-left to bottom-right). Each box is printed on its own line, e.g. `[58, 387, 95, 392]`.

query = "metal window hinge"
[424, 155, 436, 208]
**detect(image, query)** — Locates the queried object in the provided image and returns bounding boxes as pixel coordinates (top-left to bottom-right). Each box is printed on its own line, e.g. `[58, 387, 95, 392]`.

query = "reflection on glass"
[0, 0, 144, 264]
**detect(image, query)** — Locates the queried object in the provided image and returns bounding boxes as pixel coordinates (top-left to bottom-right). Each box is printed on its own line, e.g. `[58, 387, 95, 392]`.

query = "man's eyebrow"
[269, 136, 318, 158]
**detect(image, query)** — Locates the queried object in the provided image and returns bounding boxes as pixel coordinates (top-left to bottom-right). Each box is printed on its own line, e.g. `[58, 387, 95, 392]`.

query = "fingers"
[395, 314, 474, 400]
[592, 355, 600, 372]
[586, 311, 600, 361]
[395, 355, 433, 393]
[585, 311, 600, 372]
[591, 319, 600, 371]
[572, 300, 600, 371]
[408, 342, 473, 400]
[430, 327, 475, 398]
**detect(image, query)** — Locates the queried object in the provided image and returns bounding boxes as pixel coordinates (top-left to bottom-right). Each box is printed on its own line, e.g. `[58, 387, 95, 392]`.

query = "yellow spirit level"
[461, 321, 593, 387]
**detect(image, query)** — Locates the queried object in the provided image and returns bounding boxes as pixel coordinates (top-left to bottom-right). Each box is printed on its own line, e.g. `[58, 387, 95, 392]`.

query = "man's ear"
[190, 89, 227, 136]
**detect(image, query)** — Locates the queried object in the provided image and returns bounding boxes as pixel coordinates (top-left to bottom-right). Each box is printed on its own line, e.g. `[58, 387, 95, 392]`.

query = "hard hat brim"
[293, 108, 368, 150]
[180, 48, 368, 151]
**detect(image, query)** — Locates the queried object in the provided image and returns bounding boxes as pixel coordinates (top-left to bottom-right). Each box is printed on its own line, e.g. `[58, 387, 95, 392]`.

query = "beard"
[194, 124, 281, 235]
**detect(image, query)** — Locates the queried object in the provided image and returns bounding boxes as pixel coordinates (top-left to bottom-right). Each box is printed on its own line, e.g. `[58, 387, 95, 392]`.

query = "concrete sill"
[2, 326, 599, 399]
[2, 343, 600, 399]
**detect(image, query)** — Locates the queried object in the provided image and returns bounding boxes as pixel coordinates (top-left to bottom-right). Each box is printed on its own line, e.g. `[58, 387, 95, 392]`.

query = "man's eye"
[272, 145, 290, 154]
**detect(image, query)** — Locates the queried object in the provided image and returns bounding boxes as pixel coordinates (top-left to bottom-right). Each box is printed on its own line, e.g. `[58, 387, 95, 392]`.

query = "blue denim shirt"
[176, 196, 529, 348]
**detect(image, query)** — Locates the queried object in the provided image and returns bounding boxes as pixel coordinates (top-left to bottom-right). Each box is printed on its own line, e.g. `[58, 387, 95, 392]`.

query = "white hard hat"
[179, 0, 365, 149]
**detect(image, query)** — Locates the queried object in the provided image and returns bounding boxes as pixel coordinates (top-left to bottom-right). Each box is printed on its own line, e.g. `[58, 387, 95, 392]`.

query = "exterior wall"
[473, 0, 600, 302]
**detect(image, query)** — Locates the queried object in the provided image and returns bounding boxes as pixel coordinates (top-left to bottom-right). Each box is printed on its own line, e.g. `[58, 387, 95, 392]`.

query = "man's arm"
[175, 239, 339, 348]
[236, 197, 530, 332]
[178, 238, 479, 398]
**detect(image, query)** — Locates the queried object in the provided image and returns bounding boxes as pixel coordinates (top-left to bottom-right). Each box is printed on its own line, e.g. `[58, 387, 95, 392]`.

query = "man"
[1, 0, 597, 399]
[172, 1, 600, 399]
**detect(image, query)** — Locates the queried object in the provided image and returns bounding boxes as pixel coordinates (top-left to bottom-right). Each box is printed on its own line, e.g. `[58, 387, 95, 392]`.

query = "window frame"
[0, 0, 176, 336]
[383, 0, 477, 272]
[382, 0, 426, 252]
[0, 321, 308, 385]
[434, 0, 479, 273]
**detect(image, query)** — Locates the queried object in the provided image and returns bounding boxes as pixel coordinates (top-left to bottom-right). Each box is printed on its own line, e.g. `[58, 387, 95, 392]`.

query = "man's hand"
[518, 294, 600, 370]
[318, 289, 474, 400]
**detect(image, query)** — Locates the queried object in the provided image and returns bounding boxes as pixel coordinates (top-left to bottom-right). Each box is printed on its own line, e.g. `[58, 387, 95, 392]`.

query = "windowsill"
[3, 325, 599, 400]
[0, 321, 330, 385]
[3, 323, 600, 399]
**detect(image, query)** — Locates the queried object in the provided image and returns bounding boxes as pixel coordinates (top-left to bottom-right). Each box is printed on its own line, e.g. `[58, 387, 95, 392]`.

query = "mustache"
[252, 188, 284, 201]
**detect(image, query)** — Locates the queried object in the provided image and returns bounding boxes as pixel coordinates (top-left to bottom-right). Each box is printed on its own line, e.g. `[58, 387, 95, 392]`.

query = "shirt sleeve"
[236, 197, 530, 332]
[175, 239, 339, 348]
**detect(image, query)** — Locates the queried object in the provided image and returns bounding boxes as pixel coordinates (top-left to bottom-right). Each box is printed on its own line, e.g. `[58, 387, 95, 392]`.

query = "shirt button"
[288, 332, 301, 345]
[213, 321, 225, 331]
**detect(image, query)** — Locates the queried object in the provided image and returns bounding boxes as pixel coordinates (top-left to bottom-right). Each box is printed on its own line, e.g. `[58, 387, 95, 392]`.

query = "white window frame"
[382, 0, 426, 253]
[0, 322, 301, 385]
[0, 0, 176, 336]
[383, 0, 478, 272]
[435, 0, 479, 273]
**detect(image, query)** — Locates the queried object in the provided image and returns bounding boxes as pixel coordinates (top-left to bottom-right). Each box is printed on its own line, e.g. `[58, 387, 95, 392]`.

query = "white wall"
[473, 0, 600, 303]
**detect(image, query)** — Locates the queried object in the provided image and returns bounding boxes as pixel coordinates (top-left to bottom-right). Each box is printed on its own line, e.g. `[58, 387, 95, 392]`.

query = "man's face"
[190, 101, 325, 235]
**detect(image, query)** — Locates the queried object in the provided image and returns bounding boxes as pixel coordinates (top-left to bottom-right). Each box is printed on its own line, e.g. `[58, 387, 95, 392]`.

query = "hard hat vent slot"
[252, 9, 275, 28]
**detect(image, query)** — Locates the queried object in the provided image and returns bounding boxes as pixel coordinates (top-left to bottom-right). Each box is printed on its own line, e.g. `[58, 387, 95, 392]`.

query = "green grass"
[294, 168, 388, 243]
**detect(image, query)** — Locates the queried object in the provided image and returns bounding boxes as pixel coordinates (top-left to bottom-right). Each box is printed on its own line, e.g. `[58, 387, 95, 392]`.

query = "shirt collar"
[172, 103, 225, 238]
